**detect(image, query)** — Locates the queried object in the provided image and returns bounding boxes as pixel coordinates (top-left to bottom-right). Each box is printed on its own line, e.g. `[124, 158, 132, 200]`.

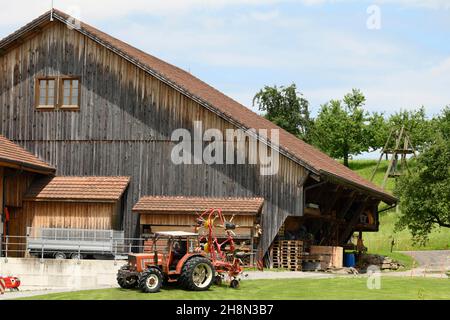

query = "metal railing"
[0, 234, 148, 263]
[0, 235, 257, 266]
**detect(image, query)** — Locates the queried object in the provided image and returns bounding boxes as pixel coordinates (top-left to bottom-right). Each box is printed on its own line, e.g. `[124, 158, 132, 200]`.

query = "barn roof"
[0, 10, 396, 204]
[0, 134, 55, 174]
[24, 176, 130, 202]
[133, 196, 264, 215]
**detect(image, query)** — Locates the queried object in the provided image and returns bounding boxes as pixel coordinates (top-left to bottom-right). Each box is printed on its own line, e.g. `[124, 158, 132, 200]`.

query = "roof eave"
[319, 170, 397, 205]
[0, 157, 55, 175]
[0, 11, 52, 52]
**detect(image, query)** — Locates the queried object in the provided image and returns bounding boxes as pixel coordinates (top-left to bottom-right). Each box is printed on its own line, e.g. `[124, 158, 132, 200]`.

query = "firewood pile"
[357, 254, 404, 271]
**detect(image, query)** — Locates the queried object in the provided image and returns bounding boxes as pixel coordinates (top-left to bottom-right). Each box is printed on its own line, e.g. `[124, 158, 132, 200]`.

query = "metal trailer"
[26, 227, 125, 260]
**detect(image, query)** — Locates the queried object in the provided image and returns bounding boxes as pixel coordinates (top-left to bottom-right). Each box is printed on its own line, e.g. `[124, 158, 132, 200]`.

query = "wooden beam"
[370, 129, 394, 181]
[382, 126, 404, 189]
[337, 190, 356, 219]
[339, 196, 369, 244]
[321, 185, 343, 215]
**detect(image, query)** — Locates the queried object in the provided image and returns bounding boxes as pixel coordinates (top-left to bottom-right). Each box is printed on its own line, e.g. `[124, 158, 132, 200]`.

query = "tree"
[394, 107, 450, 245]
[385, 107, 433, 151]
[312, 89, 385, 167]
[253, 84, 313, 142]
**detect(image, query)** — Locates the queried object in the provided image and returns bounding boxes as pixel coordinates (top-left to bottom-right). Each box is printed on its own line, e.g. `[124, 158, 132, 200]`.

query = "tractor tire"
[116, 266, 138, 289]
[179, 256, 215, 291]
[138, 268, 163, 293]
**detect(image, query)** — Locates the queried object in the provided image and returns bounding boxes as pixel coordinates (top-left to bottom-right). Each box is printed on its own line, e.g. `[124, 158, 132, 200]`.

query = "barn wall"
[3, 169, 36, 207]
[139, 213, 255, 228]
[28, 201, 117, 230]
[0, 21, 307, 255]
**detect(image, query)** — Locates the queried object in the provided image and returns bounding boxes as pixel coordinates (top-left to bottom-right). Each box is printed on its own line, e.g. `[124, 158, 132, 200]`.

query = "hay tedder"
[117, 208, 250, 293]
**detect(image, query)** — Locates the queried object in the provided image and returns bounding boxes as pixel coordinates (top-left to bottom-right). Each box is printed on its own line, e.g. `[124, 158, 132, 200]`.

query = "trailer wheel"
[71, 253, 84, 260]
[179, 256, 215, 291]
[139, 268, 163, 293]
[54, 252, 67, 260]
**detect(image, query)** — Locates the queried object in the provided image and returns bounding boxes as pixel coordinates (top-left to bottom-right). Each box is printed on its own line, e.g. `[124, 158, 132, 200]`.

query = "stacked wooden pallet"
[272, 240, 303, 271]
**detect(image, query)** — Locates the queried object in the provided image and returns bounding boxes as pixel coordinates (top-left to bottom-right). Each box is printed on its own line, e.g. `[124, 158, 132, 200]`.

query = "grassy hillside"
[348, 160, 450, 252]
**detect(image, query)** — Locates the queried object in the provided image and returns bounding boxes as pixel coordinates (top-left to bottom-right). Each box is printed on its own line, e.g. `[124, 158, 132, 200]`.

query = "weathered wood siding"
[26, 201, 117, 230]
[0, 21, 307, 254]
[139, 213, 255, 228]
[3, 169, 36, 207]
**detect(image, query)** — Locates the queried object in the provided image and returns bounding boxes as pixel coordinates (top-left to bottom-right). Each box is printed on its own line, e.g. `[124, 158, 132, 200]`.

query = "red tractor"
[117, 208, 249, 293]
[117, 231, 215, 293]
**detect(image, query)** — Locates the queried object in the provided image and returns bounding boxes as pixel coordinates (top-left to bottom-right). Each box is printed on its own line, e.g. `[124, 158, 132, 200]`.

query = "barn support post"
[339, 196, 369, 244]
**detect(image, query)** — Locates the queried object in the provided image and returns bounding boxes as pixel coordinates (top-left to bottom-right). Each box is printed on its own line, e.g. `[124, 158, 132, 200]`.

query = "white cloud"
[376, 0, 450, 10]
[305, 56, 450, 115]
[0, 0, 294, 26]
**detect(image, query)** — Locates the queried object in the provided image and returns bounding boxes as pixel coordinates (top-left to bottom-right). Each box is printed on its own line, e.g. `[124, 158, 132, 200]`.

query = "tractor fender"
[175, 253, 208, 274]
[146, 265, 163, 273]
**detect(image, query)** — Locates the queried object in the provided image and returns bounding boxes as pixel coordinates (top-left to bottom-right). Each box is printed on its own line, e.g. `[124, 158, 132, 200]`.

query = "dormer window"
[36, 77, 57, 109]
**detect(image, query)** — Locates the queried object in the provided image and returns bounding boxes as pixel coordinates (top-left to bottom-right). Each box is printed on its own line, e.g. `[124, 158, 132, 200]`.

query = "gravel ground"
[401, 250, 450, 269]
[383, 250, 450, 278]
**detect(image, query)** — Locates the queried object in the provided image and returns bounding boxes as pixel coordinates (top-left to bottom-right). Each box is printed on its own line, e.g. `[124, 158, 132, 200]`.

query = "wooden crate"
[309, 246, 343, 269]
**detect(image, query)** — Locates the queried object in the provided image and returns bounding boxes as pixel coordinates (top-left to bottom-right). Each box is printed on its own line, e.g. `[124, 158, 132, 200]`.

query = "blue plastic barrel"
[344, 253, 356, 267]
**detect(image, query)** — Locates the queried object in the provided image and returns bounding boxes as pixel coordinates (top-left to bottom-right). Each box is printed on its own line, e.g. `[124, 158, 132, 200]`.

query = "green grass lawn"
[21, 277, 450, 300]
[348, 160, 450, 252]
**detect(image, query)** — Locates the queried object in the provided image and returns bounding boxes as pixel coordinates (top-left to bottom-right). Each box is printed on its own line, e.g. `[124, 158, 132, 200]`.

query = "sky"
[0, 1, 449, 119]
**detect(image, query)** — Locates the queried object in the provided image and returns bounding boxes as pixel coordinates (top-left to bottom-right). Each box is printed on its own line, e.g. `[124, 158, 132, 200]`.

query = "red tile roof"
[25, 176, 130, 202]
[133, 196, 264, 215]
[0, 10, 396, 203]
[0, 134, 54, 173]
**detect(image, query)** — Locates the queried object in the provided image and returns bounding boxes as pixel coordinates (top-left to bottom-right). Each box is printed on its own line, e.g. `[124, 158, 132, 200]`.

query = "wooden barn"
[0, 10, 396, 262]
[0, 134, 130, 256]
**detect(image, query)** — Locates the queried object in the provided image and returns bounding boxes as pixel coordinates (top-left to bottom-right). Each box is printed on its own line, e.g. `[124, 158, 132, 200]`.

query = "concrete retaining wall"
[0, 258, 126, 290]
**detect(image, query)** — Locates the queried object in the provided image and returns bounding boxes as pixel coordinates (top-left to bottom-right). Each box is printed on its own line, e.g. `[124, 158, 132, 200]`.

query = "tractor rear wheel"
[139, 268, 163, 293]
[117, 265, 138, 289]
[179, 257, 215, 291]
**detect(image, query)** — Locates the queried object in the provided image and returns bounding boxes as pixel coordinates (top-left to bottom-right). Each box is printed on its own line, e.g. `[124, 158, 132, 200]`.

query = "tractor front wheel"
[117, 265, 138, 289]
[139, 268, 163, 293]
[179, 257, 215, 291]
